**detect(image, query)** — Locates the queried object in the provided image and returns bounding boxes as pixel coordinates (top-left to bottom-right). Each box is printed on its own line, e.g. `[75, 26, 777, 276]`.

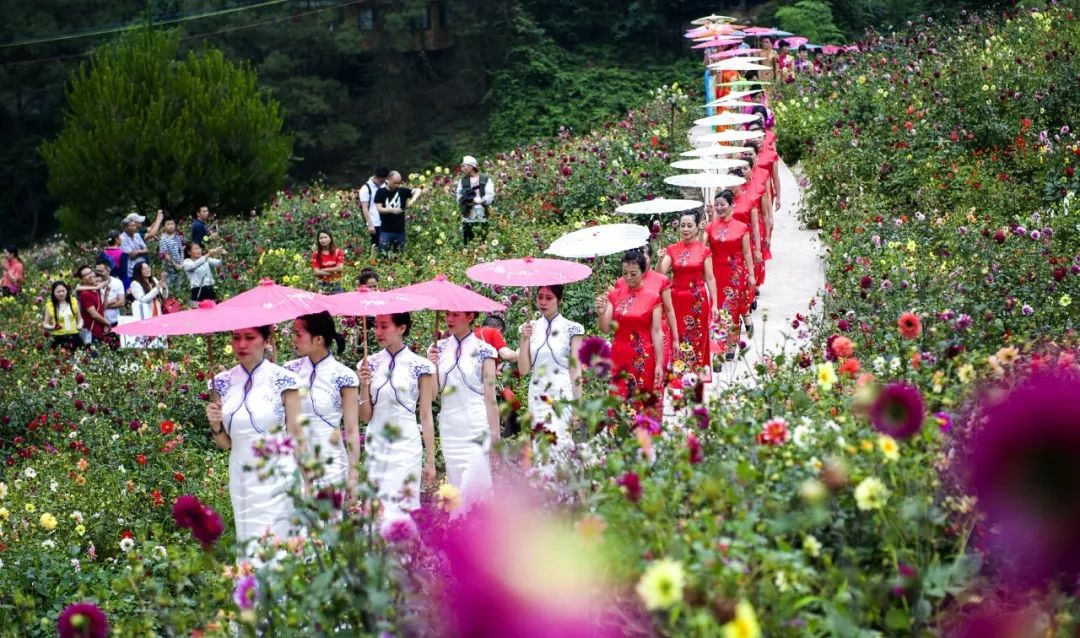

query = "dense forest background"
[1, 0, 1003, 243]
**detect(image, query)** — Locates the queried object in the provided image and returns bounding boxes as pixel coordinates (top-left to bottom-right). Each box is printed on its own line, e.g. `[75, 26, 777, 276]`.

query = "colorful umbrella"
[217, 278, 333, 319]
[742, 27, 793, 37]
[670, 158, 749, 172]
[545, 224, 649, 259]
[324, 288, 436, 318]
[680, 145, 752, 157]
[693, 112, 761, 127]
[615, 199, 702, 216]
[113, 300, 272, 337]
[713, 100, 766, 111]
[710, 48, 762, 59]
[718, 80, 773, 87]
[821, 44, 842, 55]
[466, 257, 592, 288]
[396, 274, 506, 345]
[776, 36, 809, 48]
[323, 287, 436, 359]
[695, 130, 765, 144]
[396, 274, 506, 313]
[690, 14, 736, 26]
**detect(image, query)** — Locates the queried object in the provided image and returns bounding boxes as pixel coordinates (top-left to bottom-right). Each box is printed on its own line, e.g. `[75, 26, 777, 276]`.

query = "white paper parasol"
[664, 173, 745, 190]
[695, 130, 765, 144]
[693, 112, 761, 127]
[545, 223, 649, 259]
[670, 158, 749, 172]
[708, 60, 771, 72]
[680, 145, 752, 158]
[615, 199, 703, 215]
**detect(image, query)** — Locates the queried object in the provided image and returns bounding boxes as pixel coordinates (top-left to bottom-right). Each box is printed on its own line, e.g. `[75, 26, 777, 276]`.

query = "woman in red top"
[1, 246, 24, 296]
[311, 230, 345, 293]
[707, 192, 756, 361]
[660, 211, 718, 374]
[596, 250, 663, 412]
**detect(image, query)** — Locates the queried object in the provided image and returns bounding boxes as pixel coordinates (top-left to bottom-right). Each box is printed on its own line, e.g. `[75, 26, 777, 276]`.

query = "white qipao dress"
[524, 314, 584, 447]
[283, 355, 358, 488]
[211, 361, 301, 549]
[363, 347, 433, 516]
[435, 332, 497, 512]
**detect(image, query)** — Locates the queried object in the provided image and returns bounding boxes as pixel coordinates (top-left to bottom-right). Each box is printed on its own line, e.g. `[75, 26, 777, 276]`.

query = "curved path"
[683, 124, 826, 400]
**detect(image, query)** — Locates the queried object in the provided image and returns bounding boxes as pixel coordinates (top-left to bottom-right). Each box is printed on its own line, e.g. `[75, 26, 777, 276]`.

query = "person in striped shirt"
[157, 218, 186, 298]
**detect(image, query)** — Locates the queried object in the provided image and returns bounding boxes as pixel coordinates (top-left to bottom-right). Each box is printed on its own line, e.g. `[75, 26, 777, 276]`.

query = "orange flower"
[898, 312, 922, 339]
[831, 336, 854, 358]
[839, 358, 861, 377]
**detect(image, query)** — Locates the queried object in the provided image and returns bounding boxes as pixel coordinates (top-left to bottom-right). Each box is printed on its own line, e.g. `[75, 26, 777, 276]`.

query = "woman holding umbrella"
[283, 311, 360, 495]
[357, 312, 436, 520]
[427, 311, 500, 514]
[596, 249, 664, 413]
[206, 325, 305, 553]
[517, 285, 585, 450]
[660, 210, 718, 374]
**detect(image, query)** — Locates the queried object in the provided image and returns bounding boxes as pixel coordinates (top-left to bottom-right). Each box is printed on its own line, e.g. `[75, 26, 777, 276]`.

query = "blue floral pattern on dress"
[567, 321, 585, 338]
[211, 374, 231, 397]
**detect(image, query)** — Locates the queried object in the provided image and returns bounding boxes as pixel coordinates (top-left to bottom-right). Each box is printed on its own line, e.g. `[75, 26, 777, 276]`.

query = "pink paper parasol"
[217, 278, 334, 318]
[397, 274, 506, 345]
[323, 287, 436, 359]
[710, 48, 762, 59]
[113, 300, 273, 337]
[466, 257, 592, 289]
[777, 36, 809, 48]
[397, 274, 506, 313]
[324, 288, 436, 317]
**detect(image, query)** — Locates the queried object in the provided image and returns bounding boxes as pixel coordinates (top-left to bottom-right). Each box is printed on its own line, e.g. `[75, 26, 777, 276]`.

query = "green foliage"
[486, 12, 697, 148]
[775, 1, 845, 44]
[40, 28, 291, 239]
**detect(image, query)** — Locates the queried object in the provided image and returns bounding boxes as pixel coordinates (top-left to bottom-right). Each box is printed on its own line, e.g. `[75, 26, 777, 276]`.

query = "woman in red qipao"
[613, 242, 679, 373]
[707, 191, 756, 361]
[660, 211, 718, 374]
[596, 250, 664, 412]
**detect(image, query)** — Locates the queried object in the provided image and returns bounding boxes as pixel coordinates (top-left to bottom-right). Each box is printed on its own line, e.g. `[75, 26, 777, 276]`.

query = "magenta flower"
[692, 405, 710, 429]
[233, 575, 257, 610]
[57, 602, 108, 638]
[380, 517, 418, 545]
[686, 433, 703, 465]
[577, 336, 612, 377]
[633, 413, 661, 435]
[967, 373, 1080, 586]
[617, 471, 642, 503]
[172, 494, 224, 547]
[869, 383, 925, 439]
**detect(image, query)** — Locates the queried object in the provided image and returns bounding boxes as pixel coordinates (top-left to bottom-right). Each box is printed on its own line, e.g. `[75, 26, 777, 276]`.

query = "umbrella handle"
[362, 319, 368, 364]
[206, 334, 214, 367]
[433, 310, 441, 345]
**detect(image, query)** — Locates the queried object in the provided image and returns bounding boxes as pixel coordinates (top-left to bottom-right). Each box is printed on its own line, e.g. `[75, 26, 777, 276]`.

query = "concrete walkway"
[689, 125, 826, 393]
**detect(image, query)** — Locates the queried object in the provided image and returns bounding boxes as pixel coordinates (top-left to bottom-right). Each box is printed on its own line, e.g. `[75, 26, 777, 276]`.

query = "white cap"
[461, 155, 478, 168]
[122, 213, 146, 225]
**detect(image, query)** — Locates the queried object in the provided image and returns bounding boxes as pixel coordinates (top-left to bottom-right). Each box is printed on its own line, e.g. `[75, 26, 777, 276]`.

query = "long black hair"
[298, 311, 346, 354]
[48, 281, 76, 327]
[316, 229, 337, 255]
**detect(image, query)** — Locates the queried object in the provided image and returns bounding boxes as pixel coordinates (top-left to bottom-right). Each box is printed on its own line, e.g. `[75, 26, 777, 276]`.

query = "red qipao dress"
[664, 241, 711, 371]
[607, 284, 663, 408]
[707, 218, 751, 325]
[617, 270, 673, 369]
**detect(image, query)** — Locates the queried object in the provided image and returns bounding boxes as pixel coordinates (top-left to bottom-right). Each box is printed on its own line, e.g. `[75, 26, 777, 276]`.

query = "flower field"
[2, 4, 1080, 636]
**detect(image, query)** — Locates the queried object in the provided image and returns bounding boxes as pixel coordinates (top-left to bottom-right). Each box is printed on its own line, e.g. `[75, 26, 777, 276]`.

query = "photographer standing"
[457, 155, 495, 246]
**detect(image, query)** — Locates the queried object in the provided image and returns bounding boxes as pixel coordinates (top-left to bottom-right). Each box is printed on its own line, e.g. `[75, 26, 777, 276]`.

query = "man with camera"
[456, 155, 495, 246]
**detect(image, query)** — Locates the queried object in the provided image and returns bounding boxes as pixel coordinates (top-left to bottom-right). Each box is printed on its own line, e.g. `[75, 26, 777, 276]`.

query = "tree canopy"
[41, 28, 291, 239]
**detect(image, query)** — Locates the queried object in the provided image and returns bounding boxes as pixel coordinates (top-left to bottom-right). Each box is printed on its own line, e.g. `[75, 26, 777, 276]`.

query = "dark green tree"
[775, 1, 845, 43]
[41, 27, 291, 238]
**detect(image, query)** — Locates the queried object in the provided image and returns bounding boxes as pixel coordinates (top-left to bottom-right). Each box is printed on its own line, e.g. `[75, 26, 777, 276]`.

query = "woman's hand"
[521, 322, 533, 340]
[206, 401, 223, 425]
[356, 364, 372, 387]
[594, 294, 607, 316]
[654, 364, 664, 388]
[711, 305, 720, 321]
[422, 459, 436, 488]
[426, 344, 439, 366]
